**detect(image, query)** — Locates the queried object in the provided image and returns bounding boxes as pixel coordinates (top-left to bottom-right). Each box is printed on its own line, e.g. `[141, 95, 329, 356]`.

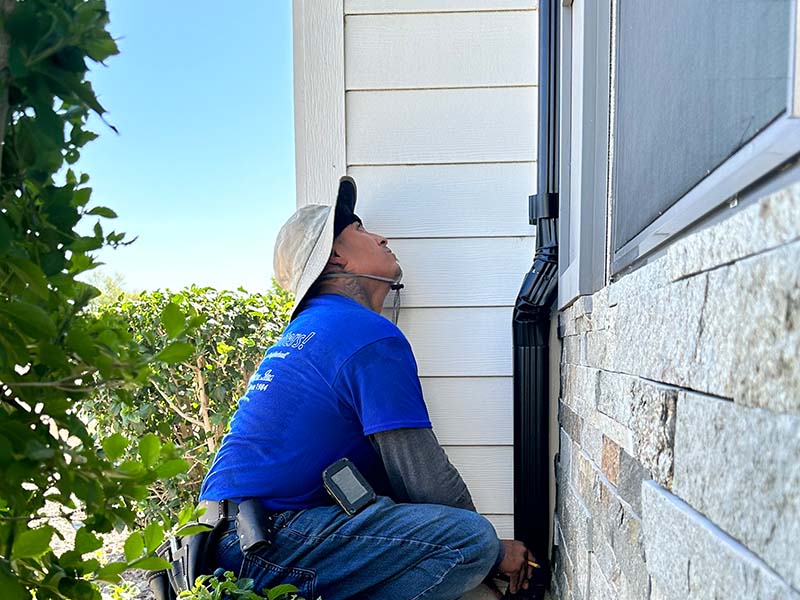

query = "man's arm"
[369, 427, 476, 511]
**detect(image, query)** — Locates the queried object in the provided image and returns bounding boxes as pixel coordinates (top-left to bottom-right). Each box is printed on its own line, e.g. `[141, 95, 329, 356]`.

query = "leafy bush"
[180, 570, 307, 600]
[0, 1, 203, 597]
[89, 285, 292, 522]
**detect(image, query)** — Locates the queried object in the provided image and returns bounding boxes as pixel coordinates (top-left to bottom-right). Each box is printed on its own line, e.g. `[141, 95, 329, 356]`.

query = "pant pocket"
[241, 552, 316, 599]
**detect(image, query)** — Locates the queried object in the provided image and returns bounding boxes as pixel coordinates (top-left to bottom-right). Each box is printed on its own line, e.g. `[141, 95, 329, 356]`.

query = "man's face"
[331, 221, 402, 280]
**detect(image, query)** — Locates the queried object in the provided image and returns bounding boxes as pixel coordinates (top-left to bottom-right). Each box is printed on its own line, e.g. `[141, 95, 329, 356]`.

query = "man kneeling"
[199, 177, 534, 600]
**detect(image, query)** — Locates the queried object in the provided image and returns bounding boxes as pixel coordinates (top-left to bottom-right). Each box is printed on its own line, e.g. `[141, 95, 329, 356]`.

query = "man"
[199, 177, 534, 599]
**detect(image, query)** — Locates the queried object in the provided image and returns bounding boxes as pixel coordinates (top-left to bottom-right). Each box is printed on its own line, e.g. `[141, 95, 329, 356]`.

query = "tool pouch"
[235, 498, 277, 553]
[147, 523, 216, 600]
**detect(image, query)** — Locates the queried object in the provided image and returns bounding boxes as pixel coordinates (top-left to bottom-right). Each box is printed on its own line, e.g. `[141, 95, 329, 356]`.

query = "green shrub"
[89, 284, 292, 522]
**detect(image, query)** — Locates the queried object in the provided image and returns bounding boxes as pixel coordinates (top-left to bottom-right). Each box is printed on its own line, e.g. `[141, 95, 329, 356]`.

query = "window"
[558, 0, 800, 300]
[610, 0, 799, 273]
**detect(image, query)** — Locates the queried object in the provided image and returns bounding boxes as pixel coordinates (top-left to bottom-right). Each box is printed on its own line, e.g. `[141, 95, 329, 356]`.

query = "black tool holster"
[147, 520, 222, 600]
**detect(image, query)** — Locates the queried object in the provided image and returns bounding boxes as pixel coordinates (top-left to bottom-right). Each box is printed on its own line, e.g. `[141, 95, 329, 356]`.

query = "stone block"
[630, 382, 677, 489]
[584, 328, 611, 370]
[580, 421, 603, 466]
[690, 242, 800, 413]
[555, 519, 585, 600]
[642, 481, 799, 599]
[562, 335, 583, 366]
[617, 449, 650, 517]
[667, 181, 800, 281]
[559, 402, 583, 444]
[559, 479, 594, 559]
[607, 258, 670, 308]
[590, 407, 635, 455]
[588, 553, 613, 600]
[596, 369, 637, 426]
[600, 436, 621, 486]
[609, 503, 649, 599]
[607, 273, 708, 386]
[672, 392, 800, 590]
[562, 365, 598, 419]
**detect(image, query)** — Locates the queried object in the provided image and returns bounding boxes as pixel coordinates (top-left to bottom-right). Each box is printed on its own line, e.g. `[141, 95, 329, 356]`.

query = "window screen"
[612, 0, 792, 251]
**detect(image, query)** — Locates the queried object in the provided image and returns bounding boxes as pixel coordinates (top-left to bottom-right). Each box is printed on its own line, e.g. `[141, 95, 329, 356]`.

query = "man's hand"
[497, 539, 536, 595]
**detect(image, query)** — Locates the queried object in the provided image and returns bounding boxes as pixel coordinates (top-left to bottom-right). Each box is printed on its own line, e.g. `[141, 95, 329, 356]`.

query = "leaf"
[129, 556, 172, 571]
[174, 523, 212, 537]
[268, 584, 300, 600]
[101, 433, 128, 461]
[160, 303, 186, 338]
[154, 458, 189, 480]
[74, 528, 103, 554]
[0, 215, 12, 252]
[0, 300, 57, 339]
[11, 526, 54, 559]
[123, 531, 144, 562]
[143, 521, 164, 552]
[154, 341, 194, 364]
[96, 561, 128, 584]
[86, 206, 117, 218]
[138, 433, 161, 469]
[177, 504, 194, 528]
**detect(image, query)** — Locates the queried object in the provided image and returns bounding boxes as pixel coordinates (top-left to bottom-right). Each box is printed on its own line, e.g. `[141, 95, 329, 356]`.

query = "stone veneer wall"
[550, 181, 800, 599]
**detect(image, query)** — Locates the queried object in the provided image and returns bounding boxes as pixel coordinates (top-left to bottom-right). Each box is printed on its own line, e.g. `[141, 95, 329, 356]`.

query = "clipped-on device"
[322, 457, 376, 516]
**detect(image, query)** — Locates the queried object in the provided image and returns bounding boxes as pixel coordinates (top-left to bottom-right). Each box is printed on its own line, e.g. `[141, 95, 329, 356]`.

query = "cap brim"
[337, 176, 357, 213]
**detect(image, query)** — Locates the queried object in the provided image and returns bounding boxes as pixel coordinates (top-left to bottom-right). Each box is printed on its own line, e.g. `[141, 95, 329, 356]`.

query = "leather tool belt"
[147, 499, 277, 600]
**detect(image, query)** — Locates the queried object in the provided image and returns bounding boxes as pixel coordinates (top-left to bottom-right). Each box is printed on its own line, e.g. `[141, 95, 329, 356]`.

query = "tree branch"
[0, 0, 15, 180]
[151, 381, 204, 429]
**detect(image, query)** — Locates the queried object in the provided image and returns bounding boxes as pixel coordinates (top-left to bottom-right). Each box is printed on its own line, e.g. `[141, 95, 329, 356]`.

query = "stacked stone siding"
[551, 181, 800, 599]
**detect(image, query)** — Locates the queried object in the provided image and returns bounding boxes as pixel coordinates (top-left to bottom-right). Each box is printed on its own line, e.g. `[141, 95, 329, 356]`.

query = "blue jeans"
[213, 496, 500, 600]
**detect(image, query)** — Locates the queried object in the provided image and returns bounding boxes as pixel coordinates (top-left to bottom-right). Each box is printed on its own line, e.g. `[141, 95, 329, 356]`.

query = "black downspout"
[512, 0, 558, 597]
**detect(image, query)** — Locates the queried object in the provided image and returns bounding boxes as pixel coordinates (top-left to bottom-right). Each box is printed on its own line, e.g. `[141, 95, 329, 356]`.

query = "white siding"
[387, 237, 535, 307]
[347, 87, 537, 164]
[346, 4, 538, 536]
[345, 0, 537, 14]
[346, 11, 537, 89]
[350, 163, 536, 238]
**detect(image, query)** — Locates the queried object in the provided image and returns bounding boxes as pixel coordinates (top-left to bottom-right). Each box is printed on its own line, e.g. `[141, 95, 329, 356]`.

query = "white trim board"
[293, 0, 346, 207]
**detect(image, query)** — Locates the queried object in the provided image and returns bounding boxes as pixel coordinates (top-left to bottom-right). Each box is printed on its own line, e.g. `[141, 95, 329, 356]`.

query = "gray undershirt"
[369, 428, 476, 511]
[369, 427, 505, 569]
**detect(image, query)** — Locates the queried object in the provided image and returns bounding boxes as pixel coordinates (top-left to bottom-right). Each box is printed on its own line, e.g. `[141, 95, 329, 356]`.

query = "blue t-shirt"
[199, 294, 432, 510]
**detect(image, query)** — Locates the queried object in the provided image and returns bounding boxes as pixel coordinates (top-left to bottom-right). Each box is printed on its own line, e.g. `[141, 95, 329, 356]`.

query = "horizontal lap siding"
[345, 0, 537, 15]
[347, 88, 537, 164]
[387, 237, 535, 307]
[350, 163, 536, 237]
[346, 12, 537, 89]
[345, 6, 537, 535]
[423, 377, 513, 444]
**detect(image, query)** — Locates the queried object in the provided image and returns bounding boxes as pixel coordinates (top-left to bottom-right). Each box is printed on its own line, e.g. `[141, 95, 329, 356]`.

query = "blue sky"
[79, 0, 296, 293]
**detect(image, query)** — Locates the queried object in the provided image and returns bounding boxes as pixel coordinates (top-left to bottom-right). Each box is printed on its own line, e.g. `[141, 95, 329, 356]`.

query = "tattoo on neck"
[341, 276, 371, 308]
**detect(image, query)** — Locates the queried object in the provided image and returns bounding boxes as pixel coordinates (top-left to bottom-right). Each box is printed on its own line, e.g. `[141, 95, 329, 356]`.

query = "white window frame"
[557, 0, 611, 309]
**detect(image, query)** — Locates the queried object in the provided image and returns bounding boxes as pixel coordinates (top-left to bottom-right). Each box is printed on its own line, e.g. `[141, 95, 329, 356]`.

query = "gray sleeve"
[369, 427, 476, 512]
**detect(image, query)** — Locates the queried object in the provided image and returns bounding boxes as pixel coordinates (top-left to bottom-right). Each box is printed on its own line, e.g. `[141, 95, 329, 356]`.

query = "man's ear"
[327, 247, 347, 269]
